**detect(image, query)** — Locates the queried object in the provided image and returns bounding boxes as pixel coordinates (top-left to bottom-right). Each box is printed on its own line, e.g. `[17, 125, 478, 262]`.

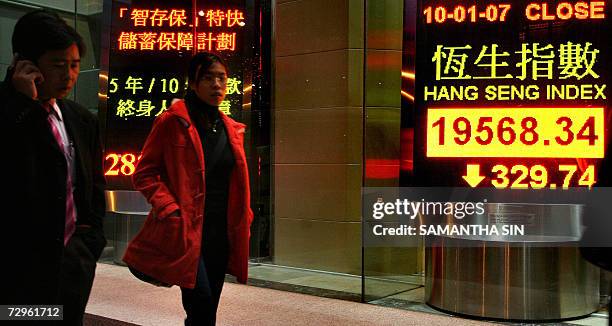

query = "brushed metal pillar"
[105, 190, 150, 264]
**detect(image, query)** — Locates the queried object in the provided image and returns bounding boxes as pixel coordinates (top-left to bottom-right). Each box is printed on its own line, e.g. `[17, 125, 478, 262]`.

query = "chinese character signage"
[103, 0, 251, 188]
[412, 0, 610, 188]
[117, 8, 244, 51]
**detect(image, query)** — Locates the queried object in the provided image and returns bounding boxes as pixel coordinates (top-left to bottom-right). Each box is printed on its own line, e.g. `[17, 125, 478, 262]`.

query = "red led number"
[424, 4, 511, 24]
[556, 116, 598, 146]
[105, 153, 142, 176]
[431, 116, 597, 147]
[490, 164, 595, 188]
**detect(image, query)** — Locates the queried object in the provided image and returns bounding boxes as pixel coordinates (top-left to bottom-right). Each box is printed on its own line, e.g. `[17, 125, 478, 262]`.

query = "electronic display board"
[412, 0, 610, 188]
[101, 0, 252, 189]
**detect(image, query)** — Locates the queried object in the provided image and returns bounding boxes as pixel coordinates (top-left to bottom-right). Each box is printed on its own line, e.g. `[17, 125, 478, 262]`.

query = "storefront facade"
[0, 0, 609, 323]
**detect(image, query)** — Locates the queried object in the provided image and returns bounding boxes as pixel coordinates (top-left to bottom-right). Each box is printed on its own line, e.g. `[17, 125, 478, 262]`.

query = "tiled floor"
[99, 258, 608, 325]
[246, 263, 610, 326]
[569, 316, 609, 326]
[248, 264, 421, 300]
[87, 263, 496, 326]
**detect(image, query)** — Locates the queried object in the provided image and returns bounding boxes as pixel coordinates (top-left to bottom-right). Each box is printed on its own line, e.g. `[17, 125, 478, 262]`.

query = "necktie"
[43, 101, 76, 246]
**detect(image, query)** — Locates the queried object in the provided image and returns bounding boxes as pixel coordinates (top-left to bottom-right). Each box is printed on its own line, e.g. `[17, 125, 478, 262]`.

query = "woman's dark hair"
[12, 9, 86, 63]
[187, 52, 228, 84]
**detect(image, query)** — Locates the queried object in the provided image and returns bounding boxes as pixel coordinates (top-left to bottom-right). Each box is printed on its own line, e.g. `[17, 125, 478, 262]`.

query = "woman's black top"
[185, 92, 234, 255]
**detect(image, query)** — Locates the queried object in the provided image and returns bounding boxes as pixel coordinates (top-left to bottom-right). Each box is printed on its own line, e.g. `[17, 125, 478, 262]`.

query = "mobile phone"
[8, 53, 44, 100]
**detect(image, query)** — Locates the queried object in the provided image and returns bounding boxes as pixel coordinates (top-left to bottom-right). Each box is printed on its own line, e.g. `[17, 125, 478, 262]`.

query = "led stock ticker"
[427, 107, 604, 158]
[416, 0, 609, 189]
[461, 163, 595, 188]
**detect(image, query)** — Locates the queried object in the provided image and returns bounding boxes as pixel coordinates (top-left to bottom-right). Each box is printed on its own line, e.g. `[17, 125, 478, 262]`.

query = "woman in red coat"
[123, 52, 253, 325]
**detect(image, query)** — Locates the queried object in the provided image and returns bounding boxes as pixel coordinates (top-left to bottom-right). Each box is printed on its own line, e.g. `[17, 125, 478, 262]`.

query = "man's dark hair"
[187, 52, 228, 84]
[12, 9, 85, 63]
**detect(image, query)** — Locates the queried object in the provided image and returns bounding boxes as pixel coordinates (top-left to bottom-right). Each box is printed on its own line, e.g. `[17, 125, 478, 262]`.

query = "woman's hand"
[162, 209, 181, 220]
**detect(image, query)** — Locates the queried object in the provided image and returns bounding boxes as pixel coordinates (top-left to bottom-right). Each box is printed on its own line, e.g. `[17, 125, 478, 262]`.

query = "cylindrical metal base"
[112, 212, 147, 264]
[425, 237, 599, 321]
[105, 190, 150, 265]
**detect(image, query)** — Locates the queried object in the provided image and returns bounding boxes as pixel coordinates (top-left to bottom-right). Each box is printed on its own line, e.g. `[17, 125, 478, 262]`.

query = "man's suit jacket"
[0, 77, 106, 304]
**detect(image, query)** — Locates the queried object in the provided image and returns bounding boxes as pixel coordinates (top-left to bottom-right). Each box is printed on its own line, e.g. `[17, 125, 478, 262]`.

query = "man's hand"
[10, 54, 43, 100]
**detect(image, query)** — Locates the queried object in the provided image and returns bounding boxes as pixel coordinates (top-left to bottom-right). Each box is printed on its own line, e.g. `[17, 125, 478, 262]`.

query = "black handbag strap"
[205, 121, 227, 177]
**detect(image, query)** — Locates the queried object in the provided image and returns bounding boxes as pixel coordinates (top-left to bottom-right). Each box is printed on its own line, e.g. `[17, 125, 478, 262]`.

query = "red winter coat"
[123, 100, 253, 288]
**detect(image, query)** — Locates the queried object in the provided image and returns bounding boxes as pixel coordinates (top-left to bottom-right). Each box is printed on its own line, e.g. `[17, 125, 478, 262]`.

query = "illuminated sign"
[412, 0, 610, 188]
[107, 75, 241, 119]
[105, 153, 141, 176]
[479, 163, 596, 188]
[423, 4, 513, 24]
[422, 2, 606, 24]
[525, 1, 605, 21]
[117, 7, 246, 52]
[427, 107, 604, 158]
[102, 0, 252, 188]
[116, 8, 245, 52]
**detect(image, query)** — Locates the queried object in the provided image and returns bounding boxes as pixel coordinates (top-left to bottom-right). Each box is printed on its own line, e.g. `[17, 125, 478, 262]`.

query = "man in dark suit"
[0, 10, 106, 325]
